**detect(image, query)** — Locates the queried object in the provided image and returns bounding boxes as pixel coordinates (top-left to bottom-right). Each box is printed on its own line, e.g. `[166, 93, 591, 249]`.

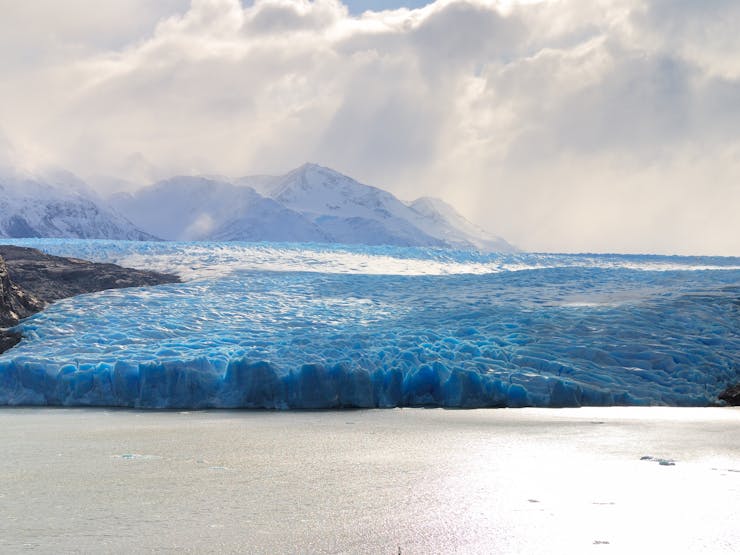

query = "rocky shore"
[0, 245, 179, 354]
[719, 384, 740, 406]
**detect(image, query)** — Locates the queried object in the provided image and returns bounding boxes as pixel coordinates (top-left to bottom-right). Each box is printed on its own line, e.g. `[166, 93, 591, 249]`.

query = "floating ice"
[1, 239, 738, 409]
[113, 454, 161, 461]
[640, 456, 677, 466]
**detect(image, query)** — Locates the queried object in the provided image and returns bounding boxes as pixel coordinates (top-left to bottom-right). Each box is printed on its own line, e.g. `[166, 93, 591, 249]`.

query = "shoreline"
[1, 404, 738, 415]
[2, 406, 738, 553]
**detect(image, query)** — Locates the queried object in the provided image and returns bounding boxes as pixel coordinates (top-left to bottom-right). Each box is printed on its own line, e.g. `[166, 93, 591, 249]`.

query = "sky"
[0, 0, 738, 255]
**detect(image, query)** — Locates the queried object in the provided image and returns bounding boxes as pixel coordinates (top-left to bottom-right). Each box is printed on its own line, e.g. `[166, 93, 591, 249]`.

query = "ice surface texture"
[1, 239, 738, 409]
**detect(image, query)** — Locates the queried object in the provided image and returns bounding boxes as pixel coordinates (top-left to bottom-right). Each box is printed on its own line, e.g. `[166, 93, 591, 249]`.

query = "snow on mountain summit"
[270, 164, 409, 218]
[0, 170, 156, 241]
[1, 162, 515, 250]
[408, 196, 516, 252]
[110, 175, 330, 243]
[259, 164, 447, 247]
[259, 163, 515, 251]
[110, 163, 515, 250]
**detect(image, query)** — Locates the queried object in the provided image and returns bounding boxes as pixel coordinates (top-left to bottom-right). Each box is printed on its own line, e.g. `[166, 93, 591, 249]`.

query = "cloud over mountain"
[0, 0, 738, 254]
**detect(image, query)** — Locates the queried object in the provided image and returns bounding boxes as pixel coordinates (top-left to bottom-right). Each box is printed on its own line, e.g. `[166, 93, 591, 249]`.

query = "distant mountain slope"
[0, 170, 156, 241]
[0, 164, 515, 250]
[260, 164, 447, 247]
[112, 163, 516, 251]
[110, 176, 329, 243]
[408, 196, 514, 252]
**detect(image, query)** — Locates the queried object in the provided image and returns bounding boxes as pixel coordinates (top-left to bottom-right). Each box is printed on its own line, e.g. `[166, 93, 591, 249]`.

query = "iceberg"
[0, 239, 738, 409]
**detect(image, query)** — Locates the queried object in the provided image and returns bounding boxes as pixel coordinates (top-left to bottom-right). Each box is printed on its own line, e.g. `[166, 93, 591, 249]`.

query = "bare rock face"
[719, 384, 740, 406]
[1, 254, 44, 352]
[0, 245, 179, 303]
[0, 254, 43, 327]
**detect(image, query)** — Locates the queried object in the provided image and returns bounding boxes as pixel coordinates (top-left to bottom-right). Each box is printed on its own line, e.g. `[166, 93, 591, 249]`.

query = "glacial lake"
[1, 407, 739, 553]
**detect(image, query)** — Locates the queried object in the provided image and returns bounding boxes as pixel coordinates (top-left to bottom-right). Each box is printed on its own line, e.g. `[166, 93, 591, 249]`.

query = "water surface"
[1, 407, 739, 553]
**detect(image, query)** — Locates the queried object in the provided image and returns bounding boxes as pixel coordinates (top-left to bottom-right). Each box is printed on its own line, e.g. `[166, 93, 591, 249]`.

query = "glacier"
[0, 239, 738, 409]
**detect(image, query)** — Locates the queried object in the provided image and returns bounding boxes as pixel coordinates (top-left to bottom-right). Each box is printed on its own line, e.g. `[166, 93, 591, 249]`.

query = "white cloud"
[0, 1, 190, 71]
[0, 0, 738, 255]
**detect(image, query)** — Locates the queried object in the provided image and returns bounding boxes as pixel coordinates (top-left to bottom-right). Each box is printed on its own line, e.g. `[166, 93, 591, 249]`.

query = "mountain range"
[0, 168, 155, 241]
[1, 163, 515, 252]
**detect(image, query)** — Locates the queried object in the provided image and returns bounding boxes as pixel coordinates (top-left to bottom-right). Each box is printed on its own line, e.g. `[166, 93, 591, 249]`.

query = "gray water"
[1, 407, 739, 553]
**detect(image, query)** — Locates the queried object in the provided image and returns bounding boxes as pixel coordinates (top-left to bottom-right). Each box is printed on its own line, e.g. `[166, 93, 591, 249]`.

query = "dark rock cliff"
[0, 254, 43, 327]
[0, 245, 178, 303]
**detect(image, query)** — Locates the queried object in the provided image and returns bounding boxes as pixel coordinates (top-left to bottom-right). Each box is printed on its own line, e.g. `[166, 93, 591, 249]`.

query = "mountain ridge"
[1, 163, 516, 252]
[0, 169, 158, 241]
[111, 163, 516, 251]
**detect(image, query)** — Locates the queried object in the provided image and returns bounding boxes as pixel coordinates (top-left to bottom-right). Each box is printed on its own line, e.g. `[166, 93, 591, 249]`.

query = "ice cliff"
[1, 240, 737, 409]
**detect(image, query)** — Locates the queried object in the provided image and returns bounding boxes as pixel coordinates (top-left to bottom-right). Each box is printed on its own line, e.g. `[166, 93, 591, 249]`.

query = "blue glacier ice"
[0, 238, 738, 409]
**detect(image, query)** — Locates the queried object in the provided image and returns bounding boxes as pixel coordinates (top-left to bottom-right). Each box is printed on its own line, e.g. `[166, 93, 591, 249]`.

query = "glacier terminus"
[0, 239, 737, 409]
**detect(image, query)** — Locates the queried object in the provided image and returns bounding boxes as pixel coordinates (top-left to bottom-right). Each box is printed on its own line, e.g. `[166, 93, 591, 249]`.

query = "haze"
[1, 0, 738, 255]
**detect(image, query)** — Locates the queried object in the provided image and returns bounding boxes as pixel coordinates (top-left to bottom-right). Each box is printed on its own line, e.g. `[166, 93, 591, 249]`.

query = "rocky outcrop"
[0, 245, 179, 303]
[1, 253, 44, 353]
[0, 245, 179, 354]
[0, 254, 43, 327]
[719, 384, 740, 406]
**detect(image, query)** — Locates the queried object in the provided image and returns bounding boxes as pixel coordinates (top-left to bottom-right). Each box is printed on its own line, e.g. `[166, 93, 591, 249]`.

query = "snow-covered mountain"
[110, 176, 330, 243]
[0, 163, 515, 250]
[408, 196, 513, 252]
[256, 164, 447, 247]
[112, 164, 516, 251]
[0, 169, 156, 241]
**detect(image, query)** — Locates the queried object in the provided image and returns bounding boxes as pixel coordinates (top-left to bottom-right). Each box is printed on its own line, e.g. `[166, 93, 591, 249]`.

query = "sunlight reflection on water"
[0, 407, 738, 553]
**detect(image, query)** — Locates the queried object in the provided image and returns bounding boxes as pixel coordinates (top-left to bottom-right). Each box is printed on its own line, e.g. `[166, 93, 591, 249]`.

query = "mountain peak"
[287, 162, 351, 183]
[296, 162, 323, 172]
[1, 163, 515, 251]
[271, 163, 362, 204]
[121, 164, 514, 250]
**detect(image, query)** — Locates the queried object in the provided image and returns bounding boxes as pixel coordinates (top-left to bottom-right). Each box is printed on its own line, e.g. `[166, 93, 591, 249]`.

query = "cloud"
[0, 1, 190, 71]
[629, 0, 740, 79]
[0, 0, 737, 254]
